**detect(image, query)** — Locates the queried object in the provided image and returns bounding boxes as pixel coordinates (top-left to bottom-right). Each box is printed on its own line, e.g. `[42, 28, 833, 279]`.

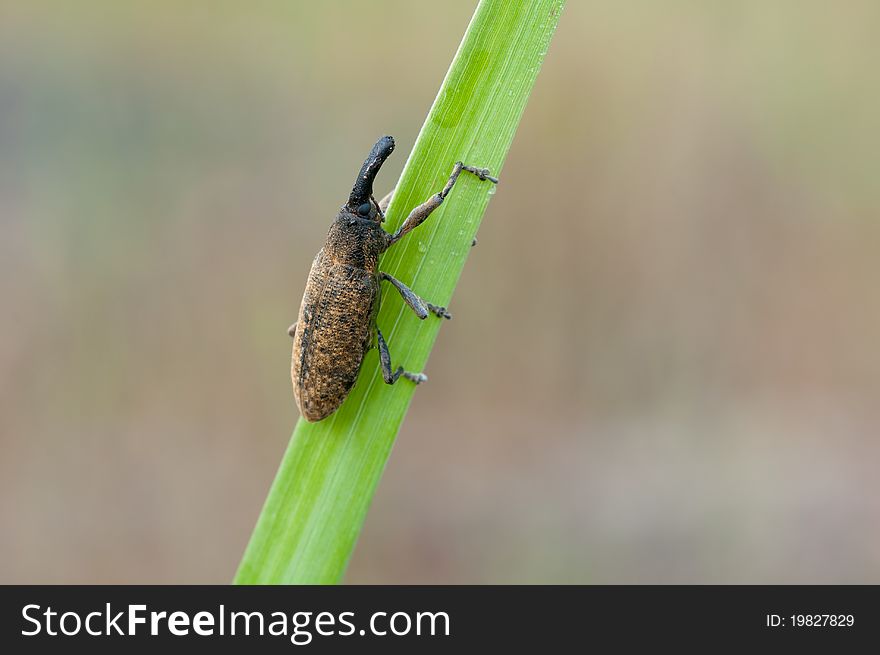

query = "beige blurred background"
[2, 1, 879, 583]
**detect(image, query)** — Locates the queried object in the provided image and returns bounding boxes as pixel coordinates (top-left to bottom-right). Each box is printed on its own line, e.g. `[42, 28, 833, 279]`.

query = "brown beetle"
[289, 135, 497, 422]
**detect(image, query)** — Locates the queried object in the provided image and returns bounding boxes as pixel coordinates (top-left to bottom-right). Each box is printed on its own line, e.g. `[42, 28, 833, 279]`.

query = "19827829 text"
[765, 614, 854, 628]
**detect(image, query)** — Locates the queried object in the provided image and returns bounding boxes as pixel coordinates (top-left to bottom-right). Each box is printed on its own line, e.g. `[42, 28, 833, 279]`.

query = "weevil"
[289, 135, 497, 422]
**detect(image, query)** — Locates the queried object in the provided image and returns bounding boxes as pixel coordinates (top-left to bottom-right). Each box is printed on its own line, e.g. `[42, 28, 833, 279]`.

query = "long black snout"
[348, 135, 395, 207]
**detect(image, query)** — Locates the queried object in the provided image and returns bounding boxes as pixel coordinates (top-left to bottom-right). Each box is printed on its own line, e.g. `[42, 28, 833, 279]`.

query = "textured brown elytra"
[289, 135, 497, 422]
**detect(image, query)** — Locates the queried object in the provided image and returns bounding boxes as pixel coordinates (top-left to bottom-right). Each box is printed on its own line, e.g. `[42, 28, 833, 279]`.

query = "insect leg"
[387, 162, 498, 246]
[377, 187, 395, 214]
[371, 187, 396, 222]
[380, 272, 451, 320]
[377, 327, 427, 385]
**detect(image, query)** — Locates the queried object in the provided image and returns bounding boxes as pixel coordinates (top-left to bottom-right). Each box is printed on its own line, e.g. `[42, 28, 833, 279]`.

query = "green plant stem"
[235, 0, 565, 585]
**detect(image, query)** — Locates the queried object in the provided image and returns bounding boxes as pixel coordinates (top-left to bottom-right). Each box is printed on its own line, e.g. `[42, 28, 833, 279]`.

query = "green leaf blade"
[235, 0, 565, 585]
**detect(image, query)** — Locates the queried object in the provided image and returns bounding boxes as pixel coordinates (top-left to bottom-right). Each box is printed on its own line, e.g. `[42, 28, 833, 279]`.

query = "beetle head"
[348, 135, 394, 222]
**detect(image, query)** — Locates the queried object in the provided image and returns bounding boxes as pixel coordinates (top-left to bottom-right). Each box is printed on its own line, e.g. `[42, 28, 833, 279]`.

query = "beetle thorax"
[323, 210, 389, 273]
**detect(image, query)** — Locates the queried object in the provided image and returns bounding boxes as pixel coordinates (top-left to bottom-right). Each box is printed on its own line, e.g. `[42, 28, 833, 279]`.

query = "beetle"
[289, 135, 497, 422]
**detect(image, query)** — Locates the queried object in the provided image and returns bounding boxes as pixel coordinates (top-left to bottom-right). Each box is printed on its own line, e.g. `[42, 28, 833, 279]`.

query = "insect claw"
[427, 303, 452, 320]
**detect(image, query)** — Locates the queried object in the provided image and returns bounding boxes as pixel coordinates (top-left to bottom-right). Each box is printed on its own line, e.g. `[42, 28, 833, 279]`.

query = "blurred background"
[2, 0, 879, 583]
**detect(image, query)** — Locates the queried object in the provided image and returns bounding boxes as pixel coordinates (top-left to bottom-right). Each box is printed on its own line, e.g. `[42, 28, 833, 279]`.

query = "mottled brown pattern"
[292, 214, 388, 421]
